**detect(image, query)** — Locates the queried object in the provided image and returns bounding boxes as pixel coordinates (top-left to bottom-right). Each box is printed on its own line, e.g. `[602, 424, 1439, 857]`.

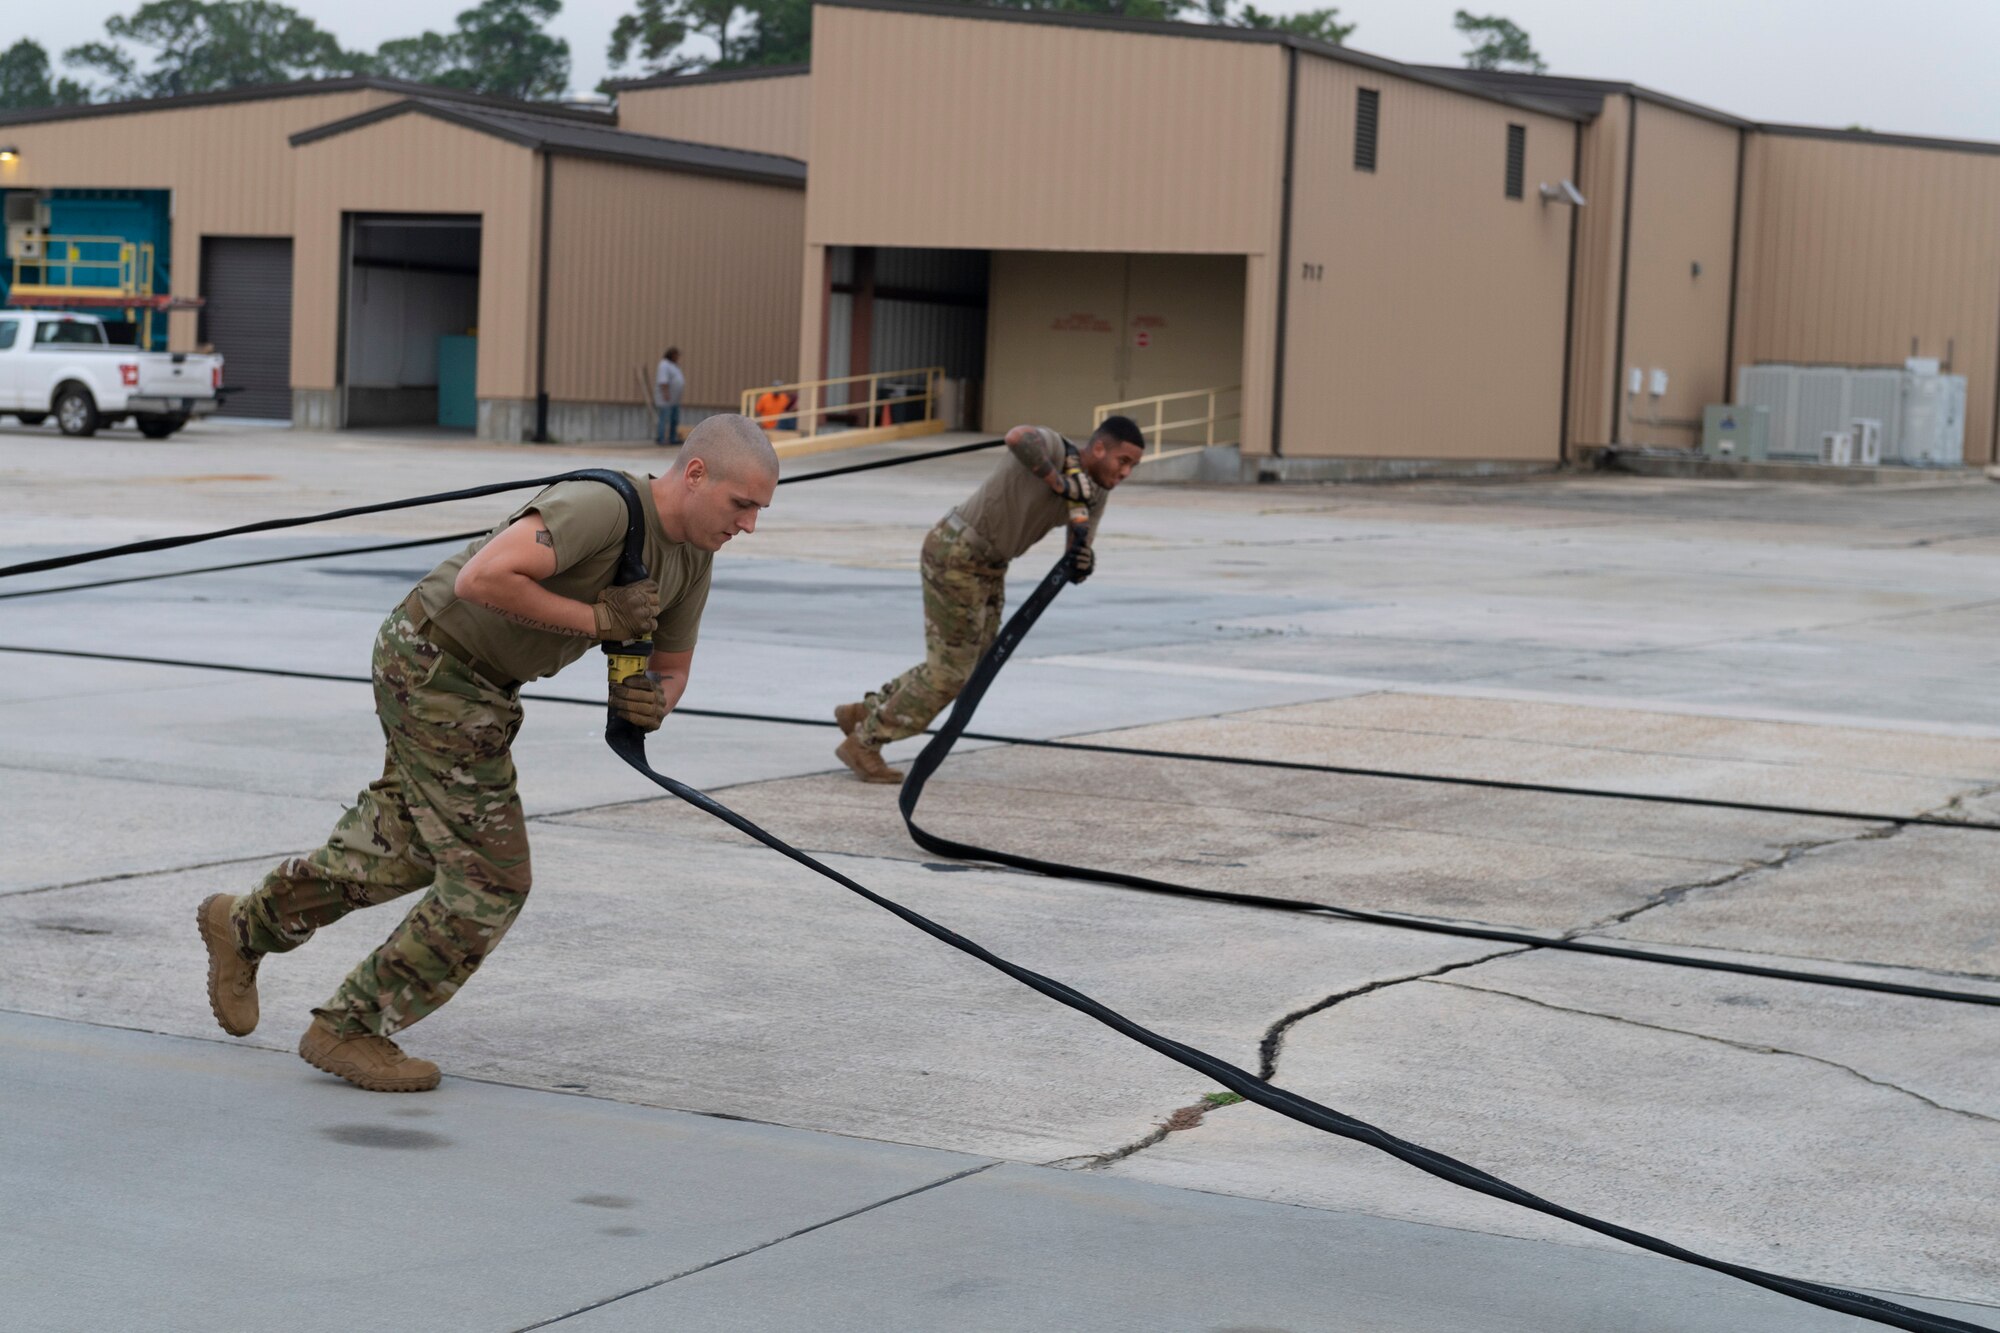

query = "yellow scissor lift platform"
[7, 235, 202, 346]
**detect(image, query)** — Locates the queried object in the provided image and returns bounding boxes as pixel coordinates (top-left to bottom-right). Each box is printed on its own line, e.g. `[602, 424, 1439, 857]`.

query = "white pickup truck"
[0, 310, 224, 438]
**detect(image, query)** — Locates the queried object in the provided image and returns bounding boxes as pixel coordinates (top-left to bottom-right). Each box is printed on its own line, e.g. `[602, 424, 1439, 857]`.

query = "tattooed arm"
[452, 514, 596, 637]
[1005, 424, 1066, 493]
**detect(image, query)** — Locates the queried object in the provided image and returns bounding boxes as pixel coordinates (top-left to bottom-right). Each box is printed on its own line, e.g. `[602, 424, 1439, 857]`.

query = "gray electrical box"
[1701, 404, 1769, 461]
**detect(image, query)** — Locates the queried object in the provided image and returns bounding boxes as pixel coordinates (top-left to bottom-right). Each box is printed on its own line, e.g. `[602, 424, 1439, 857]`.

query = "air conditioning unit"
[1739, 363, 1966, 466]
[5, 192, 48, 261]
[1701, 403, 1769, 460]
[1820, 430, 1853, 466]
[1794, 368, 1853, 459]
[1847, 370, 1904, 460]
[1737, 365, 1799, 456]
[1850, 418, 1883, 466]
[1898, 373, 1966, 467]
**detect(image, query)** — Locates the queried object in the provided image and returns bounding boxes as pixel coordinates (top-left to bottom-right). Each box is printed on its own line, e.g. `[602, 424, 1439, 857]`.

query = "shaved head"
[678, 413, 779, 483]
[656, 413, 777, 552]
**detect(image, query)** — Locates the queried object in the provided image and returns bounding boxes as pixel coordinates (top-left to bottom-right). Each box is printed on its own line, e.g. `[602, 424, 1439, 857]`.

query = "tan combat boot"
[299, 1016, 441, 1093]
[196, 893, 259, 1037]
[833, 702, 867, 737]
[835, 735, 904, 784]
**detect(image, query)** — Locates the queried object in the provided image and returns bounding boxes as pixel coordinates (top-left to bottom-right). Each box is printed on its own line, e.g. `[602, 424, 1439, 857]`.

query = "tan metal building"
[6, 14, 1999, 466]
[1451, 68, 2000, 465]
[610, 66, 812, 160]
[795, 0, 2000, 469]
[799, 0, 1585, 469]
[0, 77, 805, 439]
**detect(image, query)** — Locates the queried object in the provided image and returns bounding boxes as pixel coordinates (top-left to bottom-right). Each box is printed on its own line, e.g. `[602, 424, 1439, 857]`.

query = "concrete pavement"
[6, 1010, 1991, 1333]
[3, 419, 1998, 1329]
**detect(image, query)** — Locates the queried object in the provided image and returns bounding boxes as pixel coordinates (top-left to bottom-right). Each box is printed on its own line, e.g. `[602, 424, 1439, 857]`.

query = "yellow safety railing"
[741, 366, 945, 441]
[11, 235, 154, 300]
[10, 235, 162, 345]
[1093, 384, 1241, 463]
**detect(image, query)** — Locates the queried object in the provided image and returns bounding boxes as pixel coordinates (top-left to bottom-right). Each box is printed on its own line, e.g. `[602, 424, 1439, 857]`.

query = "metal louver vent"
[1506, 124, 1525, 199]
[1354, 88, 1379, 172]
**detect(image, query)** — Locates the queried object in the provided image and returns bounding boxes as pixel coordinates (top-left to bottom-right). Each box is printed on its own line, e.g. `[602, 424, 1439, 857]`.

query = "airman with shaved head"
[197, 414, 778, 1092]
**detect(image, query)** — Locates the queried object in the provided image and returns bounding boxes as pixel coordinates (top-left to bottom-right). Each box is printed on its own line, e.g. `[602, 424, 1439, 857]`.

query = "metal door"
[199, 237, 293, 420]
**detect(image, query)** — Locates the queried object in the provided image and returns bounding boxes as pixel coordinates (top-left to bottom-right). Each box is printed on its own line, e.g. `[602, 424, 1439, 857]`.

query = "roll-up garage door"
[199, 237, 293, 420]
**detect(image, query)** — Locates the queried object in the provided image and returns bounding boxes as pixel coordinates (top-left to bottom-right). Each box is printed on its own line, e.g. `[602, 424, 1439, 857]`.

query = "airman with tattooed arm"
[196, 414, 777, 1092]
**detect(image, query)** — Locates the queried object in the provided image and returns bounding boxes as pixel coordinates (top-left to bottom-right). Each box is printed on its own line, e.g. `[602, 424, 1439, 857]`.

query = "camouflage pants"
[232, 605, 531, 1037]
[856, 520, 1008, 748]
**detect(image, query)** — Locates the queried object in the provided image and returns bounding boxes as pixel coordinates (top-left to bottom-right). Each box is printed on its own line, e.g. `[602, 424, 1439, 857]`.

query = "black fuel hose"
[608, 554, 1992, 1333]
[0, 438, 1008, 584]
[0, 639, 1990, 1008]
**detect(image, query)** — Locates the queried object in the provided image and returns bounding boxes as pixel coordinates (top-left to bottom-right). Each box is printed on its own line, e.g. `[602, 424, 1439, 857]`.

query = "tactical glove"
[592, 581, 660, 641]
[1068, 542, 1095, 585]
[610, 672, 668, 732]
[1058, 466, 1099, 506]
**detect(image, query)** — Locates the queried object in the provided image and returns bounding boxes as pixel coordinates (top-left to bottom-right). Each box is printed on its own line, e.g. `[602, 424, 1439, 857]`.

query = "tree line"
[0, 0, 1546, 111]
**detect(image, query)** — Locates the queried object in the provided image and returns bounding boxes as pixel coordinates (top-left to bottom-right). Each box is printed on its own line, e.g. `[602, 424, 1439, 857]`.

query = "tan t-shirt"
[413, 473, 712, 684]
[953, 428, 1108, 562]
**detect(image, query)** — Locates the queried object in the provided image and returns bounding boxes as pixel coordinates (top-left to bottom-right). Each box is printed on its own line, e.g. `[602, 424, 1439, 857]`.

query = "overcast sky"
[19, 0, 2000, 142]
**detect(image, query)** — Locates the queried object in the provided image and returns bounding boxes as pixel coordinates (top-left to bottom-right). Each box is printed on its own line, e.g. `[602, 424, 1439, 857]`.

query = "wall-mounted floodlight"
[1538, 179, 1585, 206]
[0, 148, 18, 162]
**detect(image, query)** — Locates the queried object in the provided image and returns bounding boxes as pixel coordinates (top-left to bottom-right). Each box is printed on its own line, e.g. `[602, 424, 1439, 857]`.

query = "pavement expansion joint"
[512, 1161, 1000, 1330]
[1433, 979, 2000, 1127]
[5, 850, 290, 899]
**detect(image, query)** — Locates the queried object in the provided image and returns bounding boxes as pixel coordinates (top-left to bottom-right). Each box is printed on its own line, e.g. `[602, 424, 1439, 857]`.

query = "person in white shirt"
[654, 347, 685, 446]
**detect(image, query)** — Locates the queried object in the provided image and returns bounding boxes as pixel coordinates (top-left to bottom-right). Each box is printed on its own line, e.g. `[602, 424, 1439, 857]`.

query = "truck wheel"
[138, 417, 180, 440]
[15, 412, 47, 426]
[55, 387, 99, 438]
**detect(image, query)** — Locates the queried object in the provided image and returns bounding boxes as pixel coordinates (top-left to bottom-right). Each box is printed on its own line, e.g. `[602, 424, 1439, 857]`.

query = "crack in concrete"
[1578, 773, 2000, 946]
[1575, 822, 1902, 939]
[1924, 779, 2000, 825]
[1050, 949, 1526, 1173]
[1433, 979, 2000, 1127]
[1042, 1096, 1238, 1172]
[1255, 949, 1528, 1081]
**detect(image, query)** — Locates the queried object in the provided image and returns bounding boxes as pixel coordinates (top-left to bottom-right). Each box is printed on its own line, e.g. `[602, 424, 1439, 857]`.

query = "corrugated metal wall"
[1619, 102, 1740, 446]
[799, 4, 1284, 448]
[0, 89, 397, 351]
[615, 74, 811, 160]
[1282, 56, 1574, 459]
[1734, 132, 2000, 464]
[1567, 94, 1628, 448]
[290, 114, 540, 399]
[805, 6, 1285, 254]
[544, 155, 803, 410]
